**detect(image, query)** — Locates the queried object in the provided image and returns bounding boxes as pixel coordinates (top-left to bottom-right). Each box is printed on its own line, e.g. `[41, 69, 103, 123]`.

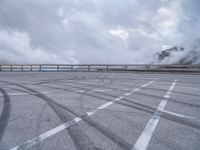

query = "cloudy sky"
[0, 0, 199, 64]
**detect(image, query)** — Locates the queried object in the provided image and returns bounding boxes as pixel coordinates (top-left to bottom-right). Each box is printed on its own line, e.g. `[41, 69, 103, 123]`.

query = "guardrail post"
[11, 65, 13, 72]
[88, 65, 90, 72]
[31, 65, 33, 71]
[106, 65, 109, 72]
[125, 65, 128, 72]
[57, 65, 59, 72]
[0, 65, 1, 71]
[21, 65, 23, 72]
[71, 65, 73, 72]
[39, 65, 41, 72]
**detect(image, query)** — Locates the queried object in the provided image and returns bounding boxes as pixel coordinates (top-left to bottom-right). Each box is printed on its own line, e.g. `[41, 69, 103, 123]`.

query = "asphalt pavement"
[0, 72, 199, 150]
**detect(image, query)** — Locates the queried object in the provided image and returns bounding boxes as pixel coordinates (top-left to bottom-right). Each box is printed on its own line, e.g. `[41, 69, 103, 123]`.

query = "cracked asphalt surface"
[0, 72, 200, 150]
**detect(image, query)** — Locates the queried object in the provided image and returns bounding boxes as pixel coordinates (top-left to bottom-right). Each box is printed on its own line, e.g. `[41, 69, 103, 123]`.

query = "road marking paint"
[115, 98, 120, 101]
[92, 89, 113, 92]
[133, 80, 177, 150]
[141, 81, 154, 88]
[10, 80, 154, 150]
[77, 82, 97, 84]
[0, 91, 51, 97]
[10, 117, 81, 150]
[164, 95, 170, 98]
[77, 89, 113, 93]
[0, 92, 28, 96]
[158, 100, 167, 109]
[175, 85, 200, 91]
[125, 93, 131, 96]
[95, 81, 153, 113]
[97, 101, 114, 110]
[77, 90, 85, 93]
[74, 117, 82, 122]
[86, 111, 96, 116]
[166, 91, 171, 95]
[161, 110, 200, 121]
[134, 88, 140, 91]
[119, 96, 124, 99]
[123, 89, 131, 91]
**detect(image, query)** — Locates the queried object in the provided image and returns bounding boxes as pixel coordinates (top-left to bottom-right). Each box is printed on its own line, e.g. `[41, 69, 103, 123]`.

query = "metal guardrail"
[0, 64, 200, 72]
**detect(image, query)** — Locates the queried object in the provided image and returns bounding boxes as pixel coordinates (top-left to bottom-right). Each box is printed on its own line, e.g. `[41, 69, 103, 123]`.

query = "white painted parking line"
[10, 80, 154, 150]
[92, 89, 133, 92]
[175, 85, 200, 92]
[141, 81, 154, 88]
[119, 96, 125, 99]
[134, 88, 140, 91]
[77, 89, 112, 93]
[133, 80, 177, 150]
[86, 111, 96, 116]
[161, 110, 200, 121]
[92, 89, 113, 92]
[97, 101, 114, 110]
[0, 91, 51, 97]
[115, 98, 121, 101]
[123, 89, 131, 90]
[77, 90, 85, 93]
[125, 93, 131, 96]
[10, 117, 82, 150]
[164, 94, 170, 98]
[74, 117, 82, 122]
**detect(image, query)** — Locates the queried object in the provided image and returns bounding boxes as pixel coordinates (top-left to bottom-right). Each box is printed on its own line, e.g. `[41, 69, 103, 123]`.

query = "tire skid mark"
[41, 83, 155, 111]
[144, 86, 200, 98]
[36, 75, 120, 92]
[134, 91, 200, 108]
[2, 82, 102, 150]
[2, 79, 200, 150]
[5, 81, 131, 150]
[49, 77, 116, 150]
[48, 78, 200, 104]
[0, 88, 11, 142]
[8, 87, 46, 150]
[55, 81, 200, 108]
[35, 75, 105, 86]
[67, 81, 200, 130]
[40, 84, 200, 130]
[44, 75, 110, 118]
[35, 76, 85, 85]
[36, 103, 48, 150]
[51, 76, 112, 116]
[22, 78, 127, 150]
[62, 82, 120, 92]
[59, 80, 117, 91]
[48, 79, 135, 98]
[52, 100, 132, 150]
[74, 78, 111, 115]
[52, 78, 139, 92]
[61, 76, 110, 85]
[161, 111, 200, 130]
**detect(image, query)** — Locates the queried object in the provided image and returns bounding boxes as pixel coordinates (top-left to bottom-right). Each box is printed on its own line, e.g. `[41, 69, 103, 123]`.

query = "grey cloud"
[0, 0, 199, 64]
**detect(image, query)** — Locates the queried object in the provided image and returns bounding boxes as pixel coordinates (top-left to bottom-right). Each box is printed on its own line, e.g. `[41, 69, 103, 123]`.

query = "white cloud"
[57, 8, 64, 18]
[0, 30, 78, 64]
[0, 0, 199, 64]
[109, 28, 129, 41]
